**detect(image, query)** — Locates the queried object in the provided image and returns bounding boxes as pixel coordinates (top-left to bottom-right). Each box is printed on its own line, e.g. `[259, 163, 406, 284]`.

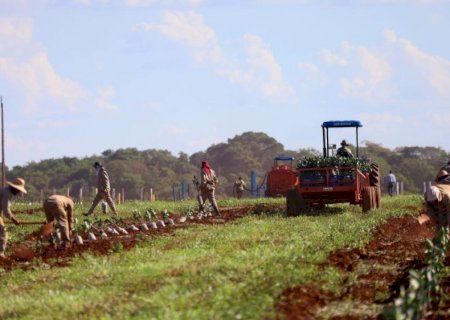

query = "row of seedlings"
[384, 226, 449, 320]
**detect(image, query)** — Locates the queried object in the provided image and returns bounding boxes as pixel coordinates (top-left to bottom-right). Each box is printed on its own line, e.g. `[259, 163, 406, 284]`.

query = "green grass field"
[1, 196, 424, 319]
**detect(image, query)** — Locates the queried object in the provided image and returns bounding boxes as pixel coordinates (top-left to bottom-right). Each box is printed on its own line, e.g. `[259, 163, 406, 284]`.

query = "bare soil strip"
[0, 205, 265, 271]
[275, 213, 448, 319]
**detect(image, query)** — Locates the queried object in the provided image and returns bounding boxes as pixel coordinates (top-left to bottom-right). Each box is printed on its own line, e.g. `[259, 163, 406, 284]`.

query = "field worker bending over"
[84, 162, 118, 216]
[0, 178, 26, 259]
[336, 140, 354, 158]
[233, 177, 246, 199]
[198, 161, 221, 217]
[422, 169, 450, 227]
[43, 195, 74, 249]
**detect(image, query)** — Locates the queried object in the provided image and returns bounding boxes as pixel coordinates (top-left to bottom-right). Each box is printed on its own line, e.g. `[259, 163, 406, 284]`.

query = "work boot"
[83, 212, 92, 217]
[0, 252, 7, 260]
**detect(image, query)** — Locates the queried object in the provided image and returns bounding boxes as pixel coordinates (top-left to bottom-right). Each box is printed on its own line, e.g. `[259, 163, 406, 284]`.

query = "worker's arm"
[2, 194, 19, 224]
[67, 204, 73, 238]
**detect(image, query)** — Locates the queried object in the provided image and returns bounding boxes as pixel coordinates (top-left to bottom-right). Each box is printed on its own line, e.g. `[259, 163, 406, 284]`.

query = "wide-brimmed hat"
[341, 139, 349, 146]
[7, 178, 27, 194]
[93, 162, 101, 168]
[435, 169, 450, 181]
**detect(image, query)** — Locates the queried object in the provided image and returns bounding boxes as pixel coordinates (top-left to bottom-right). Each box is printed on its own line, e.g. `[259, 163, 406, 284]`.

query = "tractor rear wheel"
[286, 189, 300, 216]
[370, 164, 381, 209]
[362, 186, 375, 213]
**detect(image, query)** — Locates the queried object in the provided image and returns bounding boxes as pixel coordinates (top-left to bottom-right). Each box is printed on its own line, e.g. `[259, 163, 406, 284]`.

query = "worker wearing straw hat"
[0, 178, 26, 259]
[43, 195, 74, 249]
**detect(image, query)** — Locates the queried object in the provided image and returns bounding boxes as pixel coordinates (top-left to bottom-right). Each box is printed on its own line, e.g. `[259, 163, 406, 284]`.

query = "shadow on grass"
[294, 206, 346, 217]
[251, 203, 345, 217]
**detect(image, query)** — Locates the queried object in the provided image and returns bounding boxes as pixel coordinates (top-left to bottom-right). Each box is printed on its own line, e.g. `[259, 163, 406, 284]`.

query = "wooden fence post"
[79, 188, 83, 203]
[121, 188, 125, 204]
[111, 188, 116, 203]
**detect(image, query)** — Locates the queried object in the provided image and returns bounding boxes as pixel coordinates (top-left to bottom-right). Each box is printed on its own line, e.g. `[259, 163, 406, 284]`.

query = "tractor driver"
[336, 140, 354, 158]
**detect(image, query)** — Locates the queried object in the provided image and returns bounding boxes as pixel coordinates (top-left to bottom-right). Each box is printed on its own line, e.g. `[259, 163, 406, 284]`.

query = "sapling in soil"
[132, 210, 142, 220]
[145, 208, 157, 220]
[100, 230, 108, 239]
[148, 222, 158, 229]
[118, 227, 128, 235]
[162, 209, 175, 225]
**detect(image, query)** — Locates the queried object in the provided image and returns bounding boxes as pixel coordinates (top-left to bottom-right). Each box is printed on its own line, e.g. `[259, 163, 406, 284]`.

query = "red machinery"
[266, 156, 298, 197]
[286, 120, 380, 215]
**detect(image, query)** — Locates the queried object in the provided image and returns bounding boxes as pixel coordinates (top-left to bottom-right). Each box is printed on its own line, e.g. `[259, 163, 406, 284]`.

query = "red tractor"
[266, 156, 298, 197]
[286, 120, 381, 215]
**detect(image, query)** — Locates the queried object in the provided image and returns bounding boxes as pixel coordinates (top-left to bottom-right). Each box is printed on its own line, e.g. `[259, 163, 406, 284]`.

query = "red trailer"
[286, 120, 380, 215]
[266, 156, 298, 197]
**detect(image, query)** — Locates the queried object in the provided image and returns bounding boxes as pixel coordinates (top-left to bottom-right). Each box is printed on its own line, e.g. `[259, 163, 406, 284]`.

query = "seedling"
[145, 208, 157, 221]
[162, 209, 170, 221]
[132, 210, 142, 220]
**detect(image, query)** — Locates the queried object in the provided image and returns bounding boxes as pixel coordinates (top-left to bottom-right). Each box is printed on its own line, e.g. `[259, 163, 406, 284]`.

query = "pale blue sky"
[1, 0, 450, 166]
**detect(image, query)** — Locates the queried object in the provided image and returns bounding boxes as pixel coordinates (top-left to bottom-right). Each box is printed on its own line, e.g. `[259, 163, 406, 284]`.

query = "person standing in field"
[198, 161, 221, 216]
[233, 177, 246, 199]
[84, 162, 118, 216]
[386, 170, 397, 197]
[0, 178, 26, 259]
[336, 140, 354, 158]
[422, 169, 450, 227]
[43, 195, 74, 249]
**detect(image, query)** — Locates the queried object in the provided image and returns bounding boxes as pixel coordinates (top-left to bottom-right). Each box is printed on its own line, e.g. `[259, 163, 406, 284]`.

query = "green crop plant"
[144, 208, 157, 221]
[384, 226, 449, 320]
[184, 207, 194, 219]
[297, 156, 371, 173]
[162, 209, 170, 221]
[132, 210, 142, 220]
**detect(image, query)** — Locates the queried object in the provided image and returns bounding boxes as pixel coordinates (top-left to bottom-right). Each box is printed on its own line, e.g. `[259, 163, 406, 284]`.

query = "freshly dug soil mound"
[276, 215, 440, 319]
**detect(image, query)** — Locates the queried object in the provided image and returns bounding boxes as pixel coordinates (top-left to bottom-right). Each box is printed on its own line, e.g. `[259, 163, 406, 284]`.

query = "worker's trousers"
[87, 189, 117, 215]
[43, 201, 71, 244]
[198, 188, 220, 215]
[0, 217, 8, 254]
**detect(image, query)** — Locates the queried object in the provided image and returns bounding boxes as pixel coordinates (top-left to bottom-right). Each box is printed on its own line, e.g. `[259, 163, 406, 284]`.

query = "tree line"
[6, 132, 449, 201]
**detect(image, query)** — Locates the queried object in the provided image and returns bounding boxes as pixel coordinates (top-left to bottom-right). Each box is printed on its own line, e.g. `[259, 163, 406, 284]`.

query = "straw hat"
[435, 169, 450, 182]
[7, 178, 27, 194]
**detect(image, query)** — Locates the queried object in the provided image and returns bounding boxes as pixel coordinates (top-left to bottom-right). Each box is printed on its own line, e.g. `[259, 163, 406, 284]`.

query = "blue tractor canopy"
[273, 155, 294, 168]
[321, 120, 363, 157]
[274, 156, 294, 161]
